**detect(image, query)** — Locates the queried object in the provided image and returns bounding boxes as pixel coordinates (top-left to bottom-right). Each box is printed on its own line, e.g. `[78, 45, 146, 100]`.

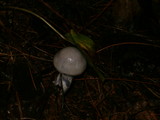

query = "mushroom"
[53, 47, 87, 93]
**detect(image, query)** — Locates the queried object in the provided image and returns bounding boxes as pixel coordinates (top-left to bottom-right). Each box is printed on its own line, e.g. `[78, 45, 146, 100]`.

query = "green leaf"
[65, 29, 95, 55]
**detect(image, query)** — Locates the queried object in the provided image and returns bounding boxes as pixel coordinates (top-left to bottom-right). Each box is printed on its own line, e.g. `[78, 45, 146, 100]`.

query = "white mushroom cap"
[53, 47, 87, 76]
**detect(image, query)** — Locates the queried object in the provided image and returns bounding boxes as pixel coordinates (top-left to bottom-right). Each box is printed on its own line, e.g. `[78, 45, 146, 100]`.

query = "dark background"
[0, 0, 160, 119]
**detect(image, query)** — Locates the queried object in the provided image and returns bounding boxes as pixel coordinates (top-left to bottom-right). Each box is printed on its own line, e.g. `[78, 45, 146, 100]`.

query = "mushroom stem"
[54, 73, 73, 93]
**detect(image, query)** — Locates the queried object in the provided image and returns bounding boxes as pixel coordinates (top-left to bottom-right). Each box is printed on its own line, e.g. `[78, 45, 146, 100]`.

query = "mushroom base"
[53, 73, 73, 93]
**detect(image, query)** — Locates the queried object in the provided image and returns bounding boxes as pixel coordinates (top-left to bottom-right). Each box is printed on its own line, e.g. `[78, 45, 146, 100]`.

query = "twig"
[96, 42, 160, 53]
[3, 6, 67, 40]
